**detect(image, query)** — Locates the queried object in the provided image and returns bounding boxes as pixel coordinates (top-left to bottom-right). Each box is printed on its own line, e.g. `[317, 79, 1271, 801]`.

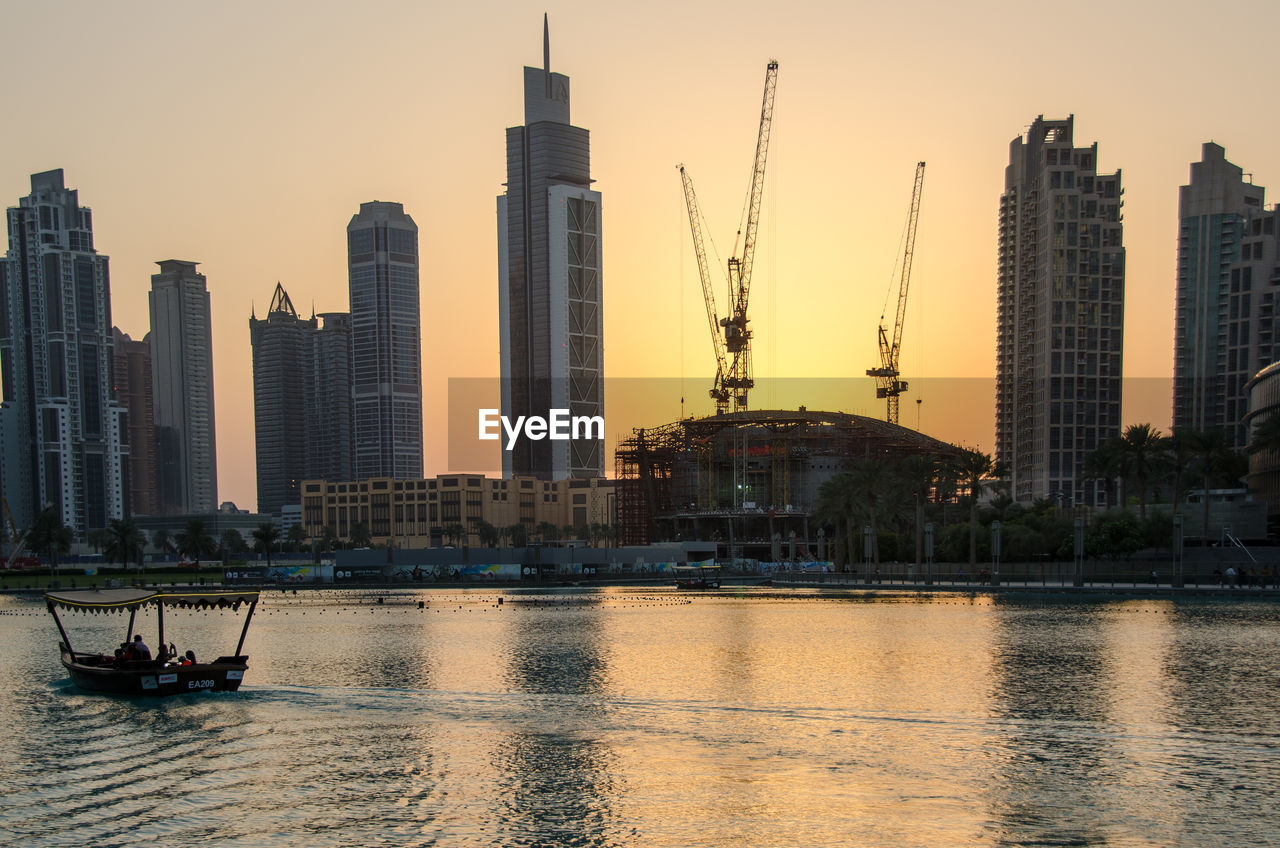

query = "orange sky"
[2, 1, 1277, 509]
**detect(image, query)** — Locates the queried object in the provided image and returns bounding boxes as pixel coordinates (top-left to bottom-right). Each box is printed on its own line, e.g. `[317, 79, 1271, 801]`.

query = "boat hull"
[60, 649, 249, 697]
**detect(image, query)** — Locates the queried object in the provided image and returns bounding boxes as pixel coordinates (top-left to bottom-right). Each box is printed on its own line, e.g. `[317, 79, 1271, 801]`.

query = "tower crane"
[867, 161, 925, 426]
[680, 60, 779, 415]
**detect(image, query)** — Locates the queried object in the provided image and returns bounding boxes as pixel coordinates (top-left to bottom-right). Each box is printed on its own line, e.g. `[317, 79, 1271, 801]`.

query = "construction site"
[615, 61, 962, 554]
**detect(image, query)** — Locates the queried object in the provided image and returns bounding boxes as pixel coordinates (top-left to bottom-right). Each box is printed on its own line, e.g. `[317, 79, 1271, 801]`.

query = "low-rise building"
[299, 474, 615, 547]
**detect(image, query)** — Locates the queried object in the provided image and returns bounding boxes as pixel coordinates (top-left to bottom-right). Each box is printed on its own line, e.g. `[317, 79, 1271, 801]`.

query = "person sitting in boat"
[180, 650, 196, 666]
[131, 635, 152, 662]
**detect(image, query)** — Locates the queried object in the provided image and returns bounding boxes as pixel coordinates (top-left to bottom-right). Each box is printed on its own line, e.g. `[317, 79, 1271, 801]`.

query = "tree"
[349, 522, 372, 548]
[536, 521, 559, 544]
[1189, 429, 1245, 542]
[442, 523, 465, 547]
[87, 527, 111, 554]
[286, 524, 308, 553]
[1081, 436, 1126, 511]
[29, 508, 74, 574]
[508, 523, 528, 547]
[1120, 423, 1166, 519]
[175, 518, 217, 563]
[815, 472, 859, 571]
[475, 520, 499, 548]
[318, 525, 339, 553]
[252, 522, 281, 567]
[1249, 411, 1280, 456]
[955, 449, 1000, 568]
[151, 528, 172, 556]
[103, 517, 144, 570]
[221, 528, 248, 557]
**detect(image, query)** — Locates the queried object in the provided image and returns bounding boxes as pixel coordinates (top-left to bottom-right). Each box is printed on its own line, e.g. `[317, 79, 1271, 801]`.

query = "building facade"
[1174, 143, 1276, 449]
[250, 283, 309, 516]
[149, 259, 217, 514]
[250, 284, 354, 516]
[112, 327, 156, 516]
[305, 311, 353, 482]
[347, 201, 423, 480]
[0, 169, 126, 533]
[498, 18, 604, 481]
[996, 116, 1125, 505]
[300, 472, 615, 548]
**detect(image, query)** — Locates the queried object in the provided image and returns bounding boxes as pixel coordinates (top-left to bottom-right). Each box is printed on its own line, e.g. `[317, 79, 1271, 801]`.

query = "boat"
[44, 587, 260, 696]
[672, 563, 721, 590]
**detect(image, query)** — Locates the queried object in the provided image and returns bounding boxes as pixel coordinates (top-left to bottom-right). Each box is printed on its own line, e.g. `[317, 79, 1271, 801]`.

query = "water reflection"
[495, 599, 619, 846]
[985, 601, 1116, 846]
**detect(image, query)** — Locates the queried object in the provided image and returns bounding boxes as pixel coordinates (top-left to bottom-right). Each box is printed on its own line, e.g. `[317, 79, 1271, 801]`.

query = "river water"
[1, 587, 1277, 847]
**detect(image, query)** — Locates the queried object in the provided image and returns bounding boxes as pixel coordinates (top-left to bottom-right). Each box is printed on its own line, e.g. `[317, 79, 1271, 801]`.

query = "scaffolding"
[615, 408, 963, 546]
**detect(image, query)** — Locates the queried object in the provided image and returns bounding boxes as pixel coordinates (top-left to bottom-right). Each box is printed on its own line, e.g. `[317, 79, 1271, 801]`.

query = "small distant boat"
[672, 563, 721, 590]
[44, 587, 260, 697]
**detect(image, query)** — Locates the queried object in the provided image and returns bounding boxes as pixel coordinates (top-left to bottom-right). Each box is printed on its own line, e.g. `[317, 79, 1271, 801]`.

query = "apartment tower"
[1174, 142, 1273, 450]
[0, 169, 127, 532]
[149, 259, 217, 514]
[996, 116, 1125, 506]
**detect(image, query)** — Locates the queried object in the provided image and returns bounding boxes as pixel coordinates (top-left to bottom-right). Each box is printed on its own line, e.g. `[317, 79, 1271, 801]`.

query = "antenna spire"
[543, 13, 550, 73]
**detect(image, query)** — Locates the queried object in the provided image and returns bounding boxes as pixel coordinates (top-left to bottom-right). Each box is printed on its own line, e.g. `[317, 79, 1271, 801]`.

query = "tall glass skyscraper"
[996, 116, 1125, 506]
[250, 284, 354, 516]
[498, 17, 604, 480]
[0, 169, 127, 532]
[149, 259, 217, 515]
[347, 201, 422, 480]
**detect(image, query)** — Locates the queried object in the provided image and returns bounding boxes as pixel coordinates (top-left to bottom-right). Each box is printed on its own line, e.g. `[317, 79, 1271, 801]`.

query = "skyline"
[2, 2, 1278, 509]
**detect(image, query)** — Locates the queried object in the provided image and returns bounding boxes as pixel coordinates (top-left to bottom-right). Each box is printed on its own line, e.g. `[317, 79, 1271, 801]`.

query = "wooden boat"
[44, 587, 260, 696]
[672, 563, 721, 590]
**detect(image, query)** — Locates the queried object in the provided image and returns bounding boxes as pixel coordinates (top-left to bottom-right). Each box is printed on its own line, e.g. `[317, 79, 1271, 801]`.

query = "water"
[2, 587, 1278, 847]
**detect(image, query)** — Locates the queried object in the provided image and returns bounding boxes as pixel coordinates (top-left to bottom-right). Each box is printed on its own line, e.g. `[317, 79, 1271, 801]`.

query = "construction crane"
[867, 161, 925, 425]
[680, 60, 779, 415]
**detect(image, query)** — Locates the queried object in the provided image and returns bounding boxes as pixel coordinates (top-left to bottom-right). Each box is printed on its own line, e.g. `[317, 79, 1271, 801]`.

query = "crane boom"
[681, 60, 779, 414]
[867, 161, 925, 425]
[733, 59, 779, 319]
[679, 165, 731, 413]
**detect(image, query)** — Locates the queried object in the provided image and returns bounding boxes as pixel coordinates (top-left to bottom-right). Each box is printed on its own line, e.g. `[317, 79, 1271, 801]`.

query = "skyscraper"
[149, 259, 217, 514]
[250, 284, 353, 516]
[1174, 142, 1271, 449]
[0, 169, 126, 532]
[305, 311, 353, 483]
[996, 116, 1125, 506]
[250, 283, 308, 516]
[497, 16, 604, 480]
[347, 201, 422, 480]
[112, 327, 156, 516]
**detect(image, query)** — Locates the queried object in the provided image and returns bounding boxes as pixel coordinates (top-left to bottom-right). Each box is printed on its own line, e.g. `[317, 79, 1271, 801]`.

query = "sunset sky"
[3, 0, 1278, 509]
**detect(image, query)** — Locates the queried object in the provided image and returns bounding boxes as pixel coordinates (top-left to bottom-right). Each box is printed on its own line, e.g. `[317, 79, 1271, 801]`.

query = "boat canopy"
[44, 587, 260, 613]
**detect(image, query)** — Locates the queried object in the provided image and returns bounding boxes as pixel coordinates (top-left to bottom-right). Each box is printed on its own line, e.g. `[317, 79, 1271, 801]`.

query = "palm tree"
[1081, 436, 1125, 511]
[1164, 427, 1199, 511]
[475, 520, 499, 548]
[252, 521, 281, 567]
[1120, 423, 1166, 519]
[221, 528, 248, 557]
[28, 508, 73, 575]
[175, 518, 217, 563]
[349, 522, 372, 548]
[508, 523, 528, 547]
[103, 517, 144, 570]
[286, 524, 308, 553]
[442, 523, 466, 547]
[955, 449, 999, 567]
[1189, 429, 1244, 542]
[1249, 411, 1280, 456]
[815, 472, 859, 571]
[536, 521, 559, 544]
[151, 528, 172, 557]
